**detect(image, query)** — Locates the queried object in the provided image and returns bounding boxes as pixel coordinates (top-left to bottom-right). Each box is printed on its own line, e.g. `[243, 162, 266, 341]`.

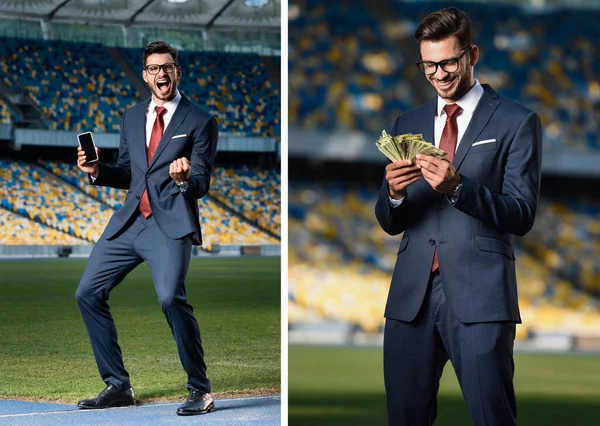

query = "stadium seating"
[0, 37, 279, 137]
[0, 37, 137, 133]
[288, 298, 326, 324]
[122, 48, 280, 137]
[520, 199, 600, 297]
[288, 181, 600, 335]
[17, 159, 278, 250]
[0, 207, 85, 245]
[40, 160, 126, 209]
[210, 165, 281, 236]
[0, 99, 12, 123]
[0, 98, 21, 124]
[288, 181, 400, 332]
[0, 159, 114, 242]
[199, 197, 278, 251]
[289, 0, 600, 151]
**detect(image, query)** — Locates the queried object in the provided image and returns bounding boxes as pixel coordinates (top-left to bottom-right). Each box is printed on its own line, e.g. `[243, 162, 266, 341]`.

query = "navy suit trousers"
[75, 212, 210, 393]
[384, 271, 516, 426]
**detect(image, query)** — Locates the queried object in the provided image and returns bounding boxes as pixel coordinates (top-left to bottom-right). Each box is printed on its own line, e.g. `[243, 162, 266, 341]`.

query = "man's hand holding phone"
[77, 132, 100, 178]
[77, 145, 100, 178]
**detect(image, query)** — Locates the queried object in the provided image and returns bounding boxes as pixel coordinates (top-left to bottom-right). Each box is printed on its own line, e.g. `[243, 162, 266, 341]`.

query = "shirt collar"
[148, 90, 182, 114]
[437, 79, 484, 117]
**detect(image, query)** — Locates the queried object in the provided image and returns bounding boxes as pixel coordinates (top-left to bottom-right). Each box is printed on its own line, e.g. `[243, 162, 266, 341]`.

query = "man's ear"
[469, 45, 479, 67]
[142, 70, 148, 84]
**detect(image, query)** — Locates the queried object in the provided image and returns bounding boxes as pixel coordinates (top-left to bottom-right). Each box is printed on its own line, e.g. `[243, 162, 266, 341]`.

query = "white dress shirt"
[146, 90, 182, 147]
[389, 79, 485, 206]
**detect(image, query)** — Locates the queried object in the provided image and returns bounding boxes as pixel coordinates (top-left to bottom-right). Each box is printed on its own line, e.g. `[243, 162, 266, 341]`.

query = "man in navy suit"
[375, 7, 542, 426]
[76, 41, 218, 416]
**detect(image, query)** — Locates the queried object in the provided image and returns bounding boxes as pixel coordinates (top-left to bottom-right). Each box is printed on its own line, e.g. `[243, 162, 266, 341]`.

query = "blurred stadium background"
[288, 0, 600, 424]
[0, 0, 281, 405]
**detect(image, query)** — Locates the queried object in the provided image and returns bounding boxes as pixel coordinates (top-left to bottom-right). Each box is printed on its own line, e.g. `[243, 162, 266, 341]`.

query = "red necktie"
[139, 106, 167, 218]
[431, 103, 462, 272]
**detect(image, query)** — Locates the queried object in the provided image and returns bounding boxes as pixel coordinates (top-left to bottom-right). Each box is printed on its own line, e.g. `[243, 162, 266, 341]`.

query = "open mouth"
[156, 79, 171, 95]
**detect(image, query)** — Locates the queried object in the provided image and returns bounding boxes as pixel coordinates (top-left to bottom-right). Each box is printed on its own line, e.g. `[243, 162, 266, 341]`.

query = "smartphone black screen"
[78, 132, 98, 162]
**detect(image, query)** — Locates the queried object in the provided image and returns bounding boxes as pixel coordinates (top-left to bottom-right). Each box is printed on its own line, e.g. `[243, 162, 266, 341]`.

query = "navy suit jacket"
[375, 84, 542, 324]
[92, 95, 218, 246]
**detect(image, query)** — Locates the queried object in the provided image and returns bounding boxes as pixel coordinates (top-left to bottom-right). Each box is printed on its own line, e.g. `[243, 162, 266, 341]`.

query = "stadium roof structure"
[0, 0, 280, 31]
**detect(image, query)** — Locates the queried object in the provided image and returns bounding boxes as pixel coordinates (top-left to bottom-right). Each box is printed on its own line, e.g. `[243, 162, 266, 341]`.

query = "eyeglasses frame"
[144, 62, 179, 75]
[416, 45, 472, 75]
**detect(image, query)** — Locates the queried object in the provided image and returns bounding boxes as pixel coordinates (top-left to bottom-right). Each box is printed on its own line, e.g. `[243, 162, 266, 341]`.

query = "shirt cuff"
[388, 195, 404, 207]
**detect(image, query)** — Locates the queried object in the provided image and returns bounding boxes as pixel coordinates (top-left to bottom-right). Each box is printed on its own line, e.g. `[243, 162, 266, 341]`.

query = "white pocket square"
[172, 134, 187, 139]
[472, 138, 496, 146]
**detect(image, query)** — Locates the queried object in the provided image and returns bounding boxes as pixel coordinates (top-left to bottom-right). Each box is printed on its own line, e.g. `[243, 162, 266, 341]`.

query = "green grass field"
[290, 345, 600, 426]
[0, 257, 280, 404]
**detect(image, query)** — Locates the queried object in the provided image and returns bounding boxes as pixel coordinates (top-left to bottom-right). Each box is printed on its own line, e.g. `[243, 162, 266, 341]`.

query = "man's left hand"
[415, 154, 460, 194]
[169, 157, 191, 185]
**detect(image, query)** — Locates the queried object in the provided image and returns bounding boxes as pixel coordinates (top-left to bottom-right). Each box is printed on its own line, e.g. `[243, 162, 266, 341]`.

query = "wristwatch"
[177, 180, 189, 193]
[449, 178, 462, 205]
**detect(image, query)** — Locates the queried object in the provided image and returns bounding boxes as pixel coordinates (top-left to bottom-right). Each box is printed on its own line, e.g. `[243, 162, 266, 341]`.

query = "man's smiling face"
[419, 36, 478, 102]
[143, 53, 181, 105]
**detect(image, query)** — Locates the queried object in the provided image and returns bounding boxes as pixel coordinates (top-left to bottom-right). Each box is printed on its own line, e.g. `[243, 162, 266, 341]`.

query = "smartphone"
[77, 131, 99, 163]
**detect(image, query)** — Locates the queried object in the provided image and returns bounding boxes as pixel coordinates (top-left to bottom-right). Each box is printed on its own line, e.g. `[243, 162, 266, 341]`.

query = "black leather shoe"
[176, 390, 215, 416]
[77, 384, 136, 409]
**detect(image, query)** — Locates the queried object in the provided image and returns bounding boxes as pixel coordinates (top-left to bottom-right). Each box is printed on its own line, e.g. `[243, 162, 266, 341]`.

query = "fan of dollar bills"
[376, 130, 447, 162]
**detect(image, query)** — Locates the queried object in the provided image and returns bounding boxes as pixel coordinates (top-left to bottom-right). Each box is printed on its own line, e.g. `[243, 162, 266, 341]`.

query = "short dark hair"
[143, 41, 178, 68]
[415, 7, 472, 48]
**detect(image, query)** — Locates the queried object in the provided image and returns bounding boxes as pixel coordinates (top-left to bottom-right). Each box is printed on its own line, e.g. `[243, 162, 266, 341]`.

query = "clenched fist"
[169, 157, 191, 184]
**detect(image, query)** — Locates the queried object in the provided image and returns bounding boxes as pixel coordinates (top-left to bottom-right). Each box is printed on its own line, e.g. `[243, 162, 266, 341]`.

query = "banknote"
[376, 131, 447, 162]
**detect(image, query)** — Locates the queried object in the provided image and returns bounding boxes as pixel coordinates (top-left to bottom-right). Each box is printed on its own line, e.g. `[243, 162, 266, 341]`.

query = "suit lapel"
[148, 96, 191, 170]
[132, 99, 150, 170]
[453, 84, 501, 170]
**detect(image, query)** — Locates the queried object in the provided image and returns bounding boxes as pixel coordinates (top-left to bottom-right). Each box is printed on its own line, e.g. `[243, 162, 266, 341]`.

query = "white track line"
[0, 395, 280, 418]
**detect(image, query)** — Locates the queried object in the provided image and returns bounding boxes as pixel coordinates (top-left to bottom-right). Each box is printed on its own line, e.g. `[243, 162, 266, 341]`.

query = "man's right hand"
[77, 146, 100, 178]
[386, 160, 422, 200]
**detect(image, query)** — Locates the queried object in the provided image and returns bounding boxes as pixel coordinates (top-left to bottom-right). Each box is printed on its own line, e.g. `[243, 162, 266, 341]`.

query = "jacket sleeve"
[91, 110, 132, 190]
[453, 111, 542, 236]
[375, 176, 414, 236]
[184, 115, 219, 200]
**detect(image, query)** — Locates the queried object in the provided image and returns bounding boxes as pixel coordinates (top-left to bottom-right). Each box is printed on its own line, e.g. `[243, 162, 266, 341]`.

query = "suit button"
[429, 239, 435, 246]
[136, 196, 140, 200]
[438, 203, 445, 210]
[145, 173, 150, 178]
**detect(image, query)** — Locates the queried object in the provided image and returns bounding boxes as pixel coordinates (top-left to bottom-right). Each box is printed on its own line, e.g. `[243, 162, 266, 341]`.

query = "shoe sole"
[77, 400, 136, 409]
[176, 402, 215, 416]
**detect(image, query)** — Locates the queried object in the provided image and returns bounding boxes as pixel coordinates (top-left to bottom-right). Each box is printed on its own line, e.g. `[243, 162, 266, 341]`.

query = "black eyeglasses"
[144, 62, 178, 75]
[416, 45, 471, 75]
